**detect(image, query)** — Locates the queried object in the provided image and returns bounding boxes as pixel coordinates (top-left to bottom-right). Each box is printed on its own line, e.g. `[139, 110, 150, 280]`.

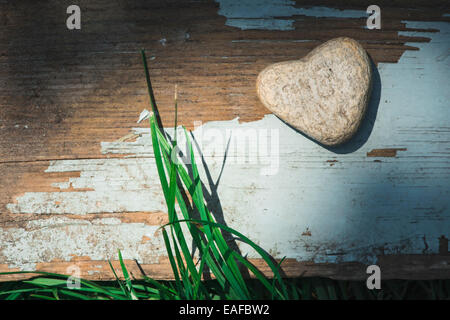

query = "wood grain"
[0, 0, 449, 281]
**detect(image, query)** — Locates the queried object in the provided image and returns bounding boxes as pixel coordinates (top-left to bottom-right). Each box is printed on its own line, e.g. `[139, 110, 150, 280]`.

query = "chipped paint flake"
[367, 148, 407, 158]
[137, 109, 152, 124]
[216, 0, 366, 30]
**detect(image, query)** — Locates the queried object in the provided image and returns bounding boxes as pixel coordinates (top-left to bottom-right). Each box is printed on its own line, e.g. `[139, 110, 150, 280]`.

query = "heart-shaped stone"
[256, 37, 372, 146]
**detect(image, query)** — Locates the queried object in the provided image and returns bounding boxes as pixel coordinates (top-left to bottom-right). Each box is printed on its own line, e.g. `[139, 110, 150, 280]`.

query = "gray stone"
[256, 37, 372, 146]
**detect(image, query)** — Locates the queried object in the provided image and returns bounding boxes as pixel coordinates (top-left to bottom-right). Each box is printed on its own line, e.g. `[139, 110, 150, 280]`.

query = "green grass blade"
[117, 249, 138, 300]
[24, 278, 68, 287]
[5, 292, 22, 300]
[30, 294, 57, 300]
[141, 275, 178, 299]
[171, 230, 194, 299]
[232, 252, 285, 299]
[193, 240, 214, 299]
[0, 270, 127, 300]
[161, 228, 183, 295]
[150, 116, 170, 200]
[58, 289, 93, 300]
[108, 259, 131, 299]
[141, 50, 157, 116]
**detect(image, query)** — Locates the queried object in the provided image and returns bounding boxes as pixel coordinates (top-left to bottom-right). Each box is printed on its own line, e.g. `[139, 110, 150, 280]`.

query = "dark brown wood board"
[0, 0, 449, 281]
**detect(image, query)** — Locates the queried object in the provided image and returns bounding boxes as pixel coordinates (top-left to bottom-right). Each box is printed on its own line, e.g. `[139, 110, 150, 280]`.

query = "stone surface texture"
[256, 37, 373, 146]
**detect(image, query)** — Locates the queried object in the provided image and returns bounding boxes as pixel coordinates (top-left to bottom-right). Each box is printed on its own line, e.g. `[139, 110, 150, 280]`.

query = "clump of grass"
[128, 50, 289, 299]
[0, 50, 288, 300]
[2, 51, 448, 301]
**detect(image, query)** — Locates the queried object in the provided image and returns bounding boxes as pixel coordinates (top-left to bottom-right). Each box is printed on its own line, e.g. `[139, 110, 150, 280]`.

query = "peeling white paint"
[0, 217, 164, 270]
[7, 158, 167, 214]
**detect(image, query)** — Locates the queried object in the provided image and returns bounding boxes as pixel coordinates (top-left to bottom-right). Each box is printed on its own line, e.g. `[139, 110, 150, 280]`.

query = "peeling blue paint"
[214, 0, 450, 263]
[215, 19, 449, 264]
[216, 0, 366, 30]
[280, 21, 450, 263]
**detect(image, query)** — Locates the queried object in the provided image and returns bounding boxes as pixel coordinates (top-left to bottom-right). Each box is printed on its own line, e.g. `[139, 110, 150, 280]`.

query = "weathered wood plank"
[0, 0, 449, 280]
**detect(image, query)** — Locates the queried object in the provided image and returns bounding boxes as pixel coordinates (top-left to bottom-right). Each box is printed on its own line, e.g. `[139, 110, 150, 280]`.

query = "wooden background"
[0, 0, 449, 281]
